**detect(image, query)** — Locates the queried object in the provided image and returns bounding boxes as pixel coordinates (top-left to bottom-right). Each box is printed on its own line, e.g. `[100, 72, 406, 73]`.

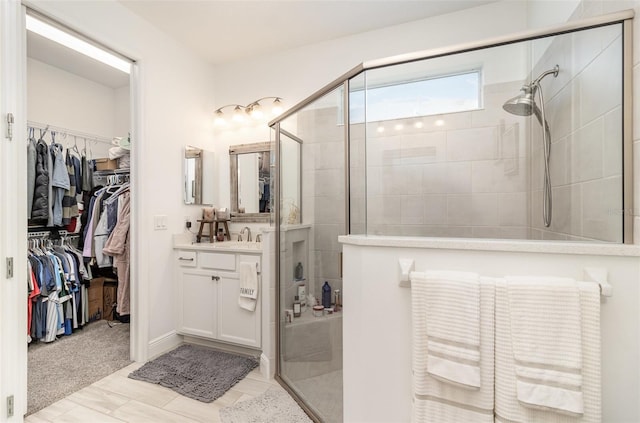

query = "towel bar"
[398, 259, 613, 297]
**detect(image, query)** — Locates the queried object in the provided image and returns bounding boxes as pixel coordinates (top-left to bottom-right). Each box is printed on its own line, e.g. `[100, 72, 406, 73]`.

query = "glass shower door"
[276, 86, 346, 423]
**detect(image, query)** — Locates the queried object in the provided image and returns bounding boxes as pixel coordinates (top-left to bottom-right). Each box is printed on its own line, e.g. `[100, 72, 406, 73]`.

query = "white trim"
[339, 235, 640, 257]
[260, 353, 273, 380]
[129, 61, 147, 362]
[147, 331, 182, 360]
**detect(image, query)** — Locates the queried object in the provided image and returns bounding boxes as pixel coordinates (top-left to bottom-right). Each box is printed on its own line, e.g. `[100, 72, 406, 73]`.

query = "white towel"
[238, 262, 258, 312]
[496, 279, 601, 423]
[411, 271, 494, 423]
[422, 270, 481, 389]
[507, 276, 583, 415]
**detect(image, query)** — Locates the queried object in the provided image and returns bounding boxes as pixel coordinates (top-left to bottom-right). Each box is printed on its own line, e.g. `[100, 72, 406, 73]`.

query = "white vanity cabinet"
[175, 248, 261, 349]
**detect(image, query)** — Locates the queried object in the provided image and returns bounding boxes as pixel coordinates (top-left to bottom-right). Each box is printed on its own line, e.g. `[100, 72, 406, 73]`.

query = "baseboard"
[182, 335, 261, 359]
[147, 330, 183, 359]
[260, 353, 274, 380]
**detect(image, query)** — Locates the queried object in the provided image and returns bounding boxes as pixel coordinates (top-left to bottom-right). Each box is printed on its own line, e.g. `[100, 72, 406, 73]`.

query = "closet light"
[26, 15, 131, 74]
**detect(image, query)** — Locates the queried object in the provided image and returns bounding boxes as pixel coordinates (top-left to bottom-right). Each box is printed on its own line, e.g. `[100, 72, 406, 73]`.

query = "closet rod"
[27, 121, 113, 145]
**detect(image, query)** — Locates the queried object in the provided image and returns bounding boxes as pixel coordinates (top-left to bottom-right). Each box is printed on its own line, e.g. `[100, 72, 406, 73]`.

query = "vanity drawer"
[200, 252, 236, 271]
[176, 250, 197, 267]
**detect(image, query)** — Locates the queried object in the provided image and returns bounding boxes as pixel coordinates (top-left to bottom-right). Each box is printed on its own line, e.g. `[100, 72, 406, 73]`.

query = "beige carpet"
[27, 321, 131, 415]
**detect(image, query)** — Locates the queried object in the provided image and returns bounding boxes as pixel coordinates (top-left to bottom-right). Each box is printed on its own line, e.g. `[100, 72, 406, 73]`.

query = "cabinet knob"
[211, 275, 220, 281]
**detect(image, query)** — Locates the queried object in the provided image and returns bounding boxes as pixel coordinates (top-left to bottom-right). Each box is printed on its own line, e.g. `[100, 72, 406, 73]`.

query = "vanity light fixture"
[26, 14, 131, 74]
[214, 97, 284, 126]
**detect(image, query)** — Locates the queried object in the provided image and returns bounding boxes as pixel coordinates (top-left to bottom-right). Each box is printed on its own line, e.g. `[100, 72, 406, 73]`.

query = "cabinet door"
[218, 274, 261, 348]
[178, 269, 217, 339]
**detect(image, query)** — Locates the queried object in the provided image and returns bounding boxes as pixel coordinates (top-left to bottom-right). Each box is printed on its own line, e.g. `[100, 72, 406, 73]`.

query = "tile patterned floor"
[25, 362, 281, 423]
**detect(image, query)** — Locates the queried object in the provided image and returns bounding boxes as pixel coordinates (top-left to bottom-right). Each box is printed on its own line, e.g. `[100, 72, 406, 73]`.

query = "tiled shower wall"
[529, 23, 623, 242]
[297, 105, 345, 301]
[361, 81, 531, 238]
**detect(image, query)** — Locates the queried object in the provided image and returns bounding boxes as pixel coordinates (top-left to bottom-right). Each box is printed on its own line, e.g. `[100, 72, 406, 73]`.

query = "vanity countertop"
[173, 240, 262, 254]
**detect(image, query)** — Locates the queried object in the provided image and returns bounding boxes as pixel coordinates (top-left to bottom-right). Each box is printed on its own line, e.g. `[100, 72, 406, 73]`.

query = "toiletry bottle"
[334, 289, 341, 312]
[293, 296, 301, 317]
[298, 283, 307, 309]
[295, 262, 303, 280]
[216, 228, 224, 242]
[322, 281, 332, 308]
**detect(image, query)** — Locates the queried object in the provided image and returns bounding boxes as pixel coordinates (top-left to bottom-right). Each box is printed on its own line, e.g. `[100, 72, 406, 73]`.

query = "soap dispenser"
[322, 281, 332, 309]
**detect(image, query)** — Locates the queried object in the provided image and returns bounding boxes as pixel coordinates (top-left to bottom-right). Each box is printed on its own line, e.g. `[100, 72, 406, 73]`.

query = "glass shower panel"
[278, 87, 345, 423]
[357, 22, 623, 242]
[350, 72, 367, 235]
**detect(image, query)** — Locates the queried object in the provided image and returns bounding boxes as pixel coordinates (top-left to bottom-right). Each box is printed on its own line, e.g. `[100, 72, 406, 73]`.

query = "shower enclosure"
[271, 11, 631, 423]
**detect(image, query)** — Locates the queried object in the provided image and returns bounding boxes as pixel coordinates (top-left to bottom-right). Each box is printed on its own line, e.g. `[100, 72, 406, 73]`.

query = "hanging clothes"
[31, 136, 50, 222]
[27, 235, 91, 344]
[27, 128, 37, 218]
[50, 138, 71, 227]
[103, 191, 130, 316]
[62, 149, 79, 226]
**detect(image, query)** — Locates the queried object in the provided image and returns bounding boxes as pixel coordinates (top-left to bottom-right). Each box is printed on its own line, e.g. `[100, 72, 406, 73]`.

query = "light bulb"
[394, 123, 404, 131]
[271, 98, 283, 115]
[214, 110, 226, 126]
[414, 121, 424, 129]
[435, 119, 445, 127]
[250, 103, 263, 119]
[232, 105, 246, 123]
[376, 124, 385, 133]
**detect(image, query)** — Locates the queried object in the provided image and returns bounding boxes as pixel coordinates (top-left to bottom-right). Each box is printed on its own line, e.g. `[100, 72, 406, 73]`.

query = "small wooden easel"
[196, 219, 230, 243]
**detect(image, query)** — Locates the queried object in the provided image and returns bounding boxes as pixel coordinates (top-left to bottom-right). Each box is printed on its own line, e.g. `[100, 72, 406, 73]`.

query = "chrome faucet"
[239, 226, 252, 242]
[255, 234, 262, 243]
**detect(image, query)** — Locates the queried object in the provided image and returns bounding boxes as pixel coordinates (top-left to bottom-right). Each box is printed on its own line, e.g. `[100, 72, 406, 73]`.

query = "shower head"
[502, 86, 538, 117]
[502, 65, 559, 117]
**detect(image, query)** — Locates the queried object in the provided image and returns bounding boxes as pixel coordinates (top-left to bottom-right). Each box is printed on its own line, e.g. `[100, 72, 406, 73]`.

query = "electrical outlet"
[185, 216, 192, 229]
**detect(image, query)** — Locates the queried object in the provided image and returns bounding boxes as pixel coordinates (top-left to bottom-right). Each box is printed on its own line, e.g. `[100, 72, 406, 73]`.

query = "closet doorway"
[25, 10, 135, 416]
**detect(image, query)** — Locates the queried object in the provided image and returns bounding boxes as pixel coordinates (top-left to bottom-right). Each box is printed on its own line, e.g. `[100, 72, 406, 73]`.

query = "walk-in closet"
[25, 11, 133, 415]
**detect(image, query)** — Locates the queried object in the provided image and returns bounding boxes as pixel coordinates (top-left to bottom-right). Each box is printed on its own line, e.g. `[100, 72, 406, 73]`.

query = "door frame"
[0, 3, 148, 420]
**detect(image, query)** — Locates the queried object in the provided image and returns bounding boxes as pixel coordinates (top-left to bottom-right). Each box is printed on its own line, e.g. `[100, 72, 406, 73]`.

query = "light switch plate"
[154, 215, 168, 230]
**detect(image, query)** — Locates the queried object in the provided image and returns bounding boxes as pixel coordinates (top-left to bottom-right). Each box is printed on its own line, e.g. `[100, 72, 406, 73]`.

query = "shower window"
[349, 69, 482, 123]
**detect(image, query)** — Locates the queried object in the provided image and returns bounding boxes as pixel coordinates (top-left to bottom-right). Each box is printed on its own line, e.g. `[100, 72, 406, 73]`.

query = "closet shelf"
[94, 168, 130, 175]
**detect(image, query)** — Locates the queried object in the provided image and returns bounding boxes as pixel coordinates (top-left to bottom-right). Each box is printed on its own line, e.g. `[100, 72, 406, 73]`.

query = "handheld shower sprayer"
[502, 65, 559, 228]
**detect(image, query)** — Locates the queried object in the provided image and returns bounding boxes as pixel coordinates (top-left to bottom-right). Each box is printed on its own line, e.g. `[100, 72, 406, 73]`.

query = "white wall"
[28, 0, 216, 354]
[342, 240, 640, 422]
[27, 57, 116, 157]
[114, 85, 130, 138]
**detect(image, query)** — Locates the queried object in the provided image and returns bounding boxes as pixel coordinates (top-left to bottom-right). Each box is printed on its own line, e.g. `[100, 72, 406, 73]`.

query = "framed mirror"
[184, 145, 214, 205]
[230, 141, 272, 222]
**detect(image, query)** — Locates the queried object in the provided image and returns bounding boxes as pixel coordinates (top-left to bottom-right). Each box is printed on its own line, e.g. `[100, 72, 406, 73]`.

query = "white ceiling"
[119, 0, 498, 65]
[27, 1, 497, 89]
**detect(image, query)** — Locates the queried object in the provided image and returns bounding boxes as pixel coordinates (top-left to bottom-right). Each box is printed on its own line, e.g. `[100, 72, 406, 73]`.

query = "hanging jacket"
[50, 143, 70, 227]
[27, 131, 37, 217]
[31, 139, 50, 222]
[62, 150, 79, 225]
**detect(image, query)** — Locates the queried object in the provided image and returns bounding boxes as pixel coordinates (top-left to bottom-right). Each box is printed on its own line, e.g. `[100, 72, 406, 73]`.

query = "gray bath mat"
[128, 344, 258, 402]
[220, 386, 313, 423]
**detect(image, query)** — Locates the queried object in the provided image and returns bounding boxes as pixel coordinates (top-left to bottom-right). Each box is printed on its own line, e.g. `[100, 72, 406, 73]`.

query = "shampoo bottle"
[322, 281, 332, 308]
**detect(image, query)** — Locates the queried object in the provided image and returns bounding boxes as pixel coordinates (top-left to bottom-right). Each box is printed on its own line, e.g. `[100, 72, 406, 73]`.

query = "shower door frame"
[270, 9, 634, 421]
